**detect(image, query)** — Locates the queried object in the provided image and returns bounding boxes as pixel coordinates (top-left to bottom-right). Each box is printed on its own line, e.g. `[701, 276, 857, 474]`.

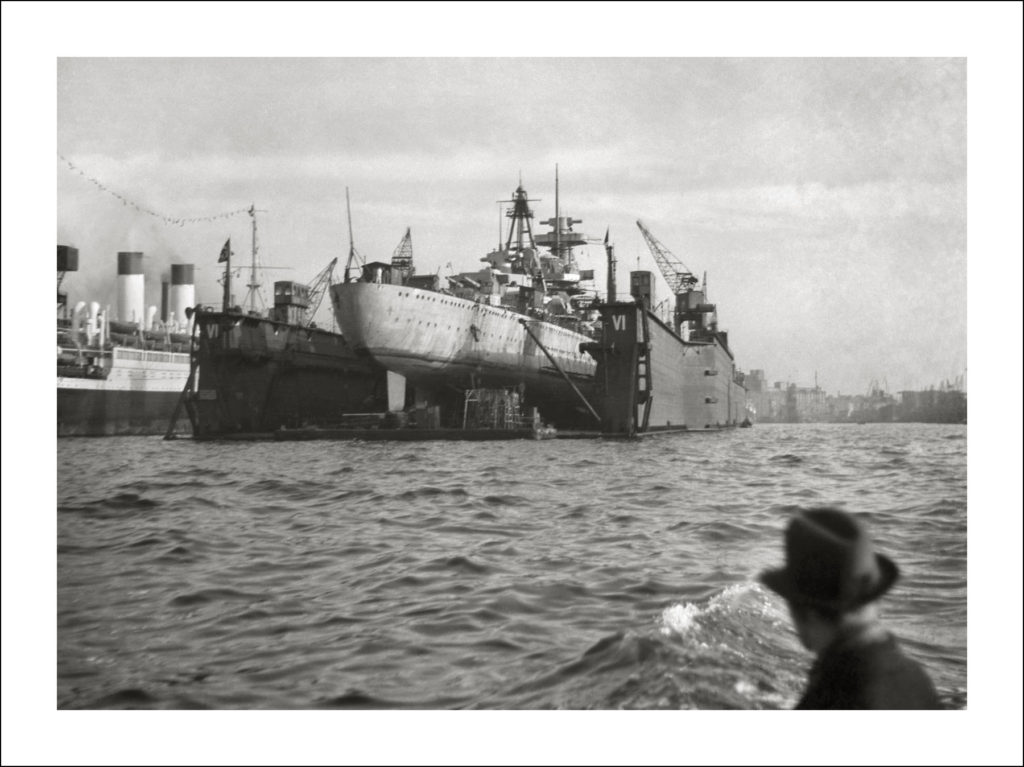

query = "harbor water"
[57, 423, 967, 711]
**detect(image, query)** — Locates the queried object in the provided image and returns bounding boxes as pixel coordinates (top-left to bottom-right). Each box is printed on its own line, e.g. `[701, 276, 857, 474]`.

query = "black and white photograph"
[2, 2, 1022, 766]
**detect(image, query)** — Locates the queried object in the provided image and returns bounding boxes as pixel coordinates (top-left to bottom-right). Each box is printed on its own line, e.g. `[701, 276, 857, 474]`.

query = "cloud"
[677, 178, 965, 231]
[54, 57, 968, 395]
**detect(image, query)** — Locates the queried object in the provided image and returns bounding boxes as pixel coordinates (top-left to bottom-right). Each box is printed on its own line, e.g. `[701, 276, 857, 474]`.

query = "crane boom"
[391, 227, 413, 271]
[343, 188, 365, 282]
[390, 227, 415, 284]
[304, 257, 337, 326]
[635, 220, 698, 294]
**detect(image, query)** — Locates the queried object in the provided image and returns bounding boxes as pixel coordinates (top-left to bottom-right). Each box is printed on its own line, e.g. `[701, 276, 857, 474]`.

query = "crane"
[304, 257, 337, 327]
[636, 220, 719, 340]
[390, 227, 414, 284]
[391, 227, 413, 272]
[636, 220, 699, 295]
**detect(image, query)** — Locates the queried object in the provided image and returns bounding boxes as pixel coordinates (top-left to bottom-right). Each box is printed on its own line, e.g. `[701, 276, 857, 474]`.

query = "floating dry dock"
[179, 388, 569, 441]
[189, 426, 561, 442]
[165, 188, 750, 441]
[182, 307, 386, 437]
[182, 424, 734, 442]
[577, 223, 748, 436]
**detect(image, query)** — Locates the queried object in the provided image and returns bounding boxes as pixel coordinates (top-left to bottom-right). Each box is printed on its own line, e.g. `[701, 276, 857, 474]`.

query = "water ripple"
[58, 425, 967, 710]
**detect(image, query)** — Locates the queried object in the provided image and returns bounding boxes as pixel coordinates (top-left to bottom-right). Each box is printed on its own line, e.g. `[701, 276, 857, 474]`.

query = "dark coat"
[797, 631, 942, 709]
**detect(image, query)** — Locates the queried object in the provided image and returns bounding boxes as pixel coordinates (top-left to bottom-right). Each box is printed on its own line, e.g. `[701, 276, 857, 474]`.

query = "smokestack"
[57, 245, 79, 273]
[161, 280, 170, 323]
[117, 252, 145, 324]
[170, 264, 195, 331]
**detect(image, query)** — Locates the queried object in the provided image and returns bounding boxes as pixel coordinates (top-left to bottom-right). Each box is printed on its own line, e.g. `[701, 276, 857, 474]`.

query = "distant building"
[741, 372, 965, 424]
[896, 388, 967, 423]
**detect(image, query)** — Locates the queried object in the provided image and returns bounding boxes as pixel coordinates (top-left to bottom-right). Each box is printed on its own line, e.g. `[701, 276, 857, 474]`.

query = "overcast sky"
[56, 55, 967, 395]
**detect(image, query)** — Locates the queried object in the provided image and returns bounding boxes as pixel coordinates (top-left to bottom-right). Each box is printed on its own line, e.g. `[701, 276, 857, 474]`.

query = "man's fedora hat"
[759, 508, 899, 611]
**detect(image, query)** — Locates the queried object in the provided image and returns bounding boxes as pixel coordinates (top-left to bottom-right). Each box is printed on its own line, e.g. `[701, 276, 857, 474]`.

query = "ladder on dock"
[635, 307, 653, 433]
[163, 323, 200, 440]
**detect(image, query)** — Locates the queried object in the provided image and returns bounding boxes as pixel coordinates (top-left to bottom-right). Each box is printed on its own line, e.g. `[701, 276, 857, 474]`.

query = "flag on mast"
[219, 238, 232, 263]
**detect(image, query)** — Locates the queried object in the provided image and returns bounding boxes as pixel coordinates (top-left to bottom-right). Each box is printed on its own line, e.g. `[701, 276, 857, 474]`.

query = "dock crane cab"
[272, 257, 337, 327]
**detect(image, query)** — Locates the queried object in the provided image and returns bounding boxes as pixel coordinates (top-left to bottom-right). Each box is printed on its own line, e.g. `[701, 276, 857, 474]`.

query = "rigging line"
[58, 153, 249, 226]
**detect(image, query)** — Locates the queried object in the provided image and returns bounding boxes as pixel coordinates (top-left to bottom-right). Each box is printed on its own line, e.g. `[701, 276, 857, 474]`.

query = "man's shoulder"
[837, 634, 942, 709]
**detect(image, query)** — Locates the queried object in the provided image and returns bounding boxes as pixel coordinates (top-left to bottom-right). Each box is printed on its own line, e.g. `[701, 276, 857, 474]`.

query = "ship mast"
[605, 228, 616, 302]
[534, 168, 586, 275]
[554, 164, 560, 261]
[222, 240, 232, 312]
[502, 181, 538, 256]
[242, 204, 269, 313]
[343, 187, 362, 282]
[249, 205, 257, 311]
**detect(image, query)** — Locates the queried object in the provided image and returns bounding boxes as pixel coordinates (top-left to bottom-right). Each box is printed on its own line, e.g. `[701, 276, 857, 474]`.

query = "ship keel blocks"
[386, 371, 406, 413]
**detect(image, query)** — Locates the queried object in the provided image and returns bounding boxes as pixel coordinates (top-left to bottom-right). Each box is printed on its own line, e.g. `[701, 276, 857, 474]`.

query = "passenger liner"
[329, 178, 601, 428]
[57, 247, 193, 436]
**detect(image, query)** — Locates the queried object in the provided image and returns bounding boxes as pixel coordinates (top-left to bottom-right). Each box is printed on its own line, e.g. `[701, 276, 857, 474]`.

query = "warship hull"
[330, 281, 599, 428]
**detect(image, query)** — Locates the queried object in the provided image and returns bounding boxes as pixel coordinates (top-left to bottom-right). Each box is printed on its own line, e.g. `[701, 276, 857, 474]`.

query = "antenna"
[554, 164, 560, 261]
[346, 189, 355, 255]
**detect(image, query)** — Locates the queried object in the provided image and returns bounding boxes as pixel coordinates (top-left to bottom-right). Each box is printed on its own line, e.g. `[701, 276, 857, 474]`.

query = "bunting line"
[58, 154, 250, 226]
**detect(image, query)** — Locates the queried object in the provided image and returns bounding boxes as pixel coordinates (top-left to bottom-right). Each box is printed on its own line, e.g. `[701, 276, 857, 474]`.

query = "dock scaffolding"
[462, 388, 536, 430]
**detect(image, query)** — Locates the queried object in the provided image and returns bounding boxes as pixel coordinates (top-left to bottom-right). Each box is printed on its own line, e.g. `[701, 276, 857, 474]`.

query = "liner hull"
[57, 346, 191, 437]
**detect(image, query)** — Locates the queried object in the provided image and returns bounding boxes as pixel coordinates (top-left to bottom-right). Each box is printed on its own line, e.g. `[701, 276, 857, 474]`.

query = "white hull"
[57, 345, 193, 436]
[57, 346, 192, 392]
[331, 282, 596, 393]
